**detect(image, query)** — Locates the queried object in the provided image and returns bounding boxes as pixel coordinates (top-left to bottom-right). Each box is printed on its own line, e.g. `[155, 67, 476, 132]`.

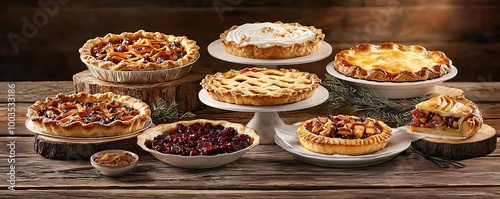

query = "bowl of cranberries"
[137, 119, 259, 169]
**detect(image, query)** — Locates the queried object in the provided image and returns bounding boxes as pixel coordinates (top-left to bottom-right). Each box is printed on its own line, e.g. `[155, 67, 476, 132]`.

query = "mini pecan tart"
[296, 115, 392, 155]
[332, 42, 452, 82]
[26, 92, 151, 138]
[79, 30, 199, 71]
[409, 95, 483, 138]
[220, 21, 325, 59]
[201, 67, 321, 106]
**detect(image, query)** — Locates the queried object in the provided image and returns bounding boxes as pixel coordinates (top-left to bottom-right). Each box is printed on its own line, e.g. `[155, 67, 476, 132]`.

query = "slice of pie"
[220, 21, 325, 59]
[79, 30, 199, 71]
[332, 42, 452, 82]
[296, 115, 392, 155]
[26, 92, 151, 137]
[409, 95, 483, 138]
[200, 67, 321, 106]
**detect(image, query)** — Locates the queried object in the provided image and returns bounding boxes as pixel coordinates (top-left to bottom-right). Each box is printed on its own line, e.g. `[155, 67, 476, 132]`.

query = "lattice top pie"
[333, 42, 452, 82]
[201, 68, 321, 106]
[220, 21, 324, 59]
[409, 95, 483, 138]
[80, 30, 199, 71]
[297, 115, 392, 155]
[27, 92, 151, 137]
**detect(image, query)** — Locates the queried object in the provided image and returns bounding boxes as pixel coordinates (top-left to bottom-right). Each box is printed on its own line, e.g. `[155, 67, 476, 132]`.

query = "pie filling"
[409, 109, 460, 130]
[91, 37, 187, 64]
[144, 122, 253, 156]
[39, 100, 140, 125]
[305, 115, 383, 139]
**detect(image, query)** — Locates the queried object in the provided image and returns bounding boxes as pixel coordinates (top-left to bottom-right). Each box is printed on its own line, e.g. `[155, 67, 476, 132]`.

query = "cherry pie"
[26, 92, 151, 137]
[79, 30, 199, 71]
[296, 115, 392, 155]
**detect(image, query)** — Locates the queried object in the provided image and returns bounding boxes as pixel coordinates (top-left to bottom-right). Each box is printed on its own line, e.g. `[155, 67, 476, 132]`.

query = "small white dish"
[90, 150, 139, 176]
[274, 124, 425, 167]
[326, 62, 458, 99]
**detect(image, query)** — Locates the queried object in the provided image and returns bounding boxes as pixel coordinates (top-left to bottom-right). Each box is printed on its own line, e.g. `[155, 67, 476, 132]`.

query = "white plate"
[198, 86, 329, 113]
[25, 118, 152, 140]
[274, 124, 425, 167]
[207, 39, 332, 66]
[399, 126, 469, 140]
[326, 62, 458, 99]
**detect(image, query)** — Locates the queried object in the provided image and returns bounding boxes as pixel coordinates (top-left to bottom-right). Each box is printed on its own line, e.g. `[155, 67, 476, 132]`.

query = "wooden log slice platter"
[73, 65, 213, 113]
[34, 134, 142, 160]
[411, 124, 497, 160]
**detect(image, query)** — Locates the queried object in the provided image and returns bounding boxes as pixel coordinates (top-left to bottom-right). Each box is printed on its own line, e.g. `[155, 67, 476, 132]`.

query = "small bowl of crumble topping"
[90, 150, 139, 176]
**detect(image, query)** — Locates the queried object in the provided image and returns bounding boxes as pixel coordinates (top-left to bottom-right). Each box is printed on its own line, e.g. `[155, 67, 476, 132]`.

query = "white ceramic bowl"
[90, 150, 139, 176]
[137, 119, 260, 169]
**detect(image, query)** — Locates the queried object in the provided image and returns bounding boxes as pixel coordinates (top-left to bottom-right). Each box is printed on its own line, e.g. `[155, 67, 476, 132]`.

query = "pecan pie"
[220, 21, 324, 59]
[201, 67, 321, 106]
[332, 42, 452, 82]
[296, 115, 392, 155]
[79, 30, 199, 71]
[140, 119, 259, 156]
[26, 92, 151, 138]
[409, 95, 483, 138]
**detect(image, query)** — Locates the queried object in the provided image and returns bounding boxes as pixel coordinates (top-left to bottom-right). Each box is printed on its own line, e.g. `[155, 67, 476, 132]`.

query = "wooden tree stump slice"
[411, 124, 497, 160]
[73, 65, 212, 113]
[34, 134, 142, 160]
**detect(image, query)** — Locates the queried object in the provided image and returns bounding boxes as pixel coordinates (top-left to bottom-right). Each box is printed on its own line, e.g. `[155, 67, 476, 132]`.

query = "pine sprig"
[322, 74, 429, 127]
[150, 97, 195, 124]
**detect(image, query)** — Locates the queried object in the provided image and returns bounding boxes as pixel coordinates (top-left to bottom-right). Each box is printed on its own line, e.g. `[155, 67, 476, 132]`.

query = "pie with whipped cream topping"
[80, 30, 199, 71]
[201, 67, 321, 106]
[26, 92, 151, 138]
[220, 21, 324, 59]
[409, 95, 483, 138]
[333, 42, 452, 82]
[296, 115, 392, 155]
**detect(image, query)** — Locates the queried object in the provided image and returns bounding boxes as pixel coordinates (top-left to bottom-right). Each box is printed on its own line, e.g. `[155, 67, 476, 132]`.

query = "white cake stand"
[199, 86, 329, 144]
[207, 39, 333, 68]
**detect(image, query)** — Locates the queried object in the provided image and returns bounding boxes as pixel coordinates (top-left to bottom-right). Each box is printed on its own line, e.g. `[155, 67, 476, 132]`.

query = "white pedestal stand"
[198, 87, 329, 144]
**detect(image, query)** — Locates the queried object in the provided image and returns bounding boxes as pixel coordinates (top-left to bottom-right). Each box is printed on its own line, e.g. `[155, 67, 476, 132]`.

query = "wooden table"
[2, 81, 500, 198]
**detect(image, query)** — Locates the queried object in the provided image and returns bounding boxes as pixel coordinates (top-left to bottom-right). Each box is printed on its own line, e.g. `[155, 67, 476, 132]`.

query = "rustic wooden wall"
[2, 0, 499, 81]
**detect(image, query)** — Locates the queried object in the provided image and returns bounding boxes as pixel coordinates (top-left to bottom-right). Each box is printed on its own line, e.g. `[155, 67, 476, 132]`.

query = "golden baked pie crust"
[220, 21, 325, 59]
[333, 42, 452, 82]
[79, 30, 199, 71]
[296, 116, 392, 155]
[201, 68, 321, 106]
[26, 92, 151, 138]
[409, 95, 483, 138]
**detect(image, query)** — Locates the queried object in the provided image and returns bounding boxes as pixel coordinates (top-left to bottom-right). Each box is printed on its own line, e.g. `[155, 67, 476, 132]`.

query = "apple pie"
[409, 95, 483, 138]
[26, 92, 151, 138]
[296, 115, 392, 155]
[332, 42, 452, 82]
[220, 21, 324, 59]
[201, 67, 321, 106]
[79, 30, 199, 71]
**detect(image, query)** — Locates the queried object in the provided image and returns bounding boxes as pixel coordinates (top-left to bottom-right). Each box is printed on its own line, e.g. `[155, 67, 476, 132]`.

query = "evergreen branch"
[150, 97, 195, 124]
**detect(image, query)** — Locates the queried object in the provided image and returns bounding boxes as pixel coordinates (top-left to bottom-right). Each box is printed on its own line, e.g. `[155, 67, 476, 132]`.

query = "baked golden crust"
[220, 21, 325, 59]
[333, 42, 452, 82]
[79, 30, 199, 71]
[296, 115, 392, 155]
[409, 95, 483, 138]
[26, 92, 151, 138]
[200, 67, 321, 106]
